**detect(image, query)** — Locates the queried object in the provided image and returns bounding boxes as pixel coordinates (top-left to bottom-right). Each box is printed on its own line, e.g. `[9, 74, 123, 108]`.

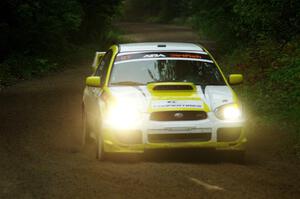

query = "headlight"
[104, 99, 141, 129]
[215, 103, 242, 120]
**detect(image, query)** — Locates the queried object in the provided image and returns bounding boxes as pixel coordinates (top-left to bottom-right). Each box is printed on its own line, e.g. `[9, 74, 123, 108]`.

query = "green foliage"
[79, 0, 123, 42]
[221, 37, 300, 135]
[123, 0, 299, 46]
[0, 0, 123, 86]
[233, 0, 300, 42]
[0, 0, 83, 56]
[0, 55, 58, 84]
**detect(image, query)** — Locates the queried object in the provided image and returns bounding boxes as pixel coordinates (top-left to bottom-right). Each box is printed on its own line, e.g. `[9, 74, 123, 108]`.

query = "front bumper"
[102, 112, 246, 153]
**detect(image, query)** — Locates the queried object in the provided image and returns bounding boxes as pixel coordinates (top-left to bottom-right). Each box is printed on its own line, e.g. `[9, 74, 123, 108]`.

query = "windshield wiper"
[110, 81, 145, 86]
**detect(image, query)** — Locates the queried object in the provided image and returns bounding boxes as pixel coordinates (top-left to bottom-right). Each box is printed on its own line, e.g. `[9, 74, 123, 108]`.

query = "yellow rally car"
[82, 43, 246, 160]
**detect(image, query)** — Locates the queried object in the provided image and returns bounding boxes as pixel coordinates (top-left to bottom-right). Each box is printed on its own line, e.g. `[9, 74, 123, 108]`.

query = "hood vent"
[148, 82, 196, 92]
[153, 85, 193, 91]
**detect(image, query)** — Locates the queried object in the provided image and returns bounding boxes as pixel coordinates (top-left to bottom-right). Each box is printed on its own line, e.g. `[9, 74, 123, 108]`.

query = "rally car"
[82, 42, 246, 161]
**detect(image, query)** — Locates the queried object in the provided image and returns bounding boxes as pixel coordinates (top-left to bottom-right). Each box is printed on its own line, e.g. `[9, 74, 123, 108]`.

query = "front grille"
[217, 128, 242, 142]
[150, 111, 207, 121]
[148, 133, 211, 143]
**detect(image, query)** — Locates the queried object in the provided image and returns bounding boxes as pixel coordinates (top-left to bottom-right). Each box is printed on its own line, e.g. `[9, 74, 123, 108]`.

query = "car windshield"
[109, 53, 226, 86]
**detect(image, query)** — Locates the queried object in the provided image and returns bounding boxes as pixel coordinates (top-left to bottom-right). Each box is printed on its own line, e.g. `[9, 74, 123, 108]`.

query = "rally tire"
[82, 109, 87, 147]
[96, 123, 108, 161]
[73, 106, 88, 150]
[82, 107, 94, 147]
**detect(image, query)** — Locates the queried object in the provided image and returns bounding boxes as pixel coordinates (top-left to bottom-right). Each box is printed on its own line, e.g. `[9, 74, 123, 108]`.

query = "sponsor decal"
[115, 52, 212, 63]
[143, 54, 166, 58]
[169, 53, 202, 59]
[152, 100, 203, 109]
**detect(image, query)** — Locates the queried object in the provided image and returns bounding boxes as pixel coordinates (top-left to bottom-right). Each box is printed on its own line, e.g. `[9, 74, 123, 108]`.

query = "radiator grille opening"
[150, 111, 207, 121]
[148, 133, 211, 143]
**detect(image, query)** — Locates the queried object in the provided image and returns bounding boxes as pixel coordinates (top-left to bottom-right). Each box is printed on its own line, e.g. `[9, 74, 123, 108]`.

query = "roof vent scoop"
[148, 82, 196, 92]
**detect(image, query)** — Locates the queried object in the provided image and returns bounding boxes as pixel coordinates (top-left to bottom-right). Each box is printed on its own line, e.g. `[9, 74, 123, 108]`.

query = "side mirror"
[228, 74, 243, 85]
[92, 52, 106, 72]
[86, 76, 101, 87]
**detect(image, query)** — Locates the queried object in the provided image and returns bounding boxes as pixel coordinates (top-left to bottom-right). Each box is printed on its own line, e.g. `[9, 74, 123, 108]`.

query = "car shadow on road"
[106, 149, 246, 165]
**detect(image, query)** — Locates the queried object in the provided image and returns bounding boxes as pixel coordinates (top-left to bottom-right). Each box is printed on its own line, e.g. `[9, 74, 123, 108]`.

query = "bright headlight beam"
[222, 105, 241, 120]
[105, 99, 141, 129]
[215, 104, 242, 120]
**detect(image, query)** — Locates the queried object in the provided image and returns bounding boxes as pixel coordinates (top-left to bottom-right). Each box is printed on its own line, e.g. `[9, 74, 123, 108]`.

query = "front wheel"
[96, 123, 108, 161]
[82, 107, 93, 147]
[72, 107, 89, 152]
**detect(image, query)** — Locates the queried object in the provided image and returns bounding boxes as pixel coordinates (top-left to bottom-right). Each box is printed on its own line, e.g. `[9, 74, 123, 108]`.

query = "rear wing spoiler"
[92, 51, 106, 72]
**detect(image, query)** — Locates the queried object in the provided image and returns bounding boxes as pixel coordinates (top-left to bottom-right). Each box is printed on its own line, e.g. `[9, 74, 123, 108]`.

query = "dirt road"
[0, 23, 300, 199]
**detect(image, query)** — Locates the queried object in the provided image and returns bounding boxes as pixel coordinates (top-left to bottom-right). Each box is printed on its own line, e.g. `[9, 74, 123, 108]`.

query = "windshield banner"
[115, 52, 212, 63]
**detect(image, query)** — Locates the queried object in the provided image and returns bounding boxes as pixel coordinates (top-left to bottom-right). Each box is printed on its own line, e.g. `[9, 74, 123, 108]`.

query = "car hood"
[107, 84, 235, 113]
